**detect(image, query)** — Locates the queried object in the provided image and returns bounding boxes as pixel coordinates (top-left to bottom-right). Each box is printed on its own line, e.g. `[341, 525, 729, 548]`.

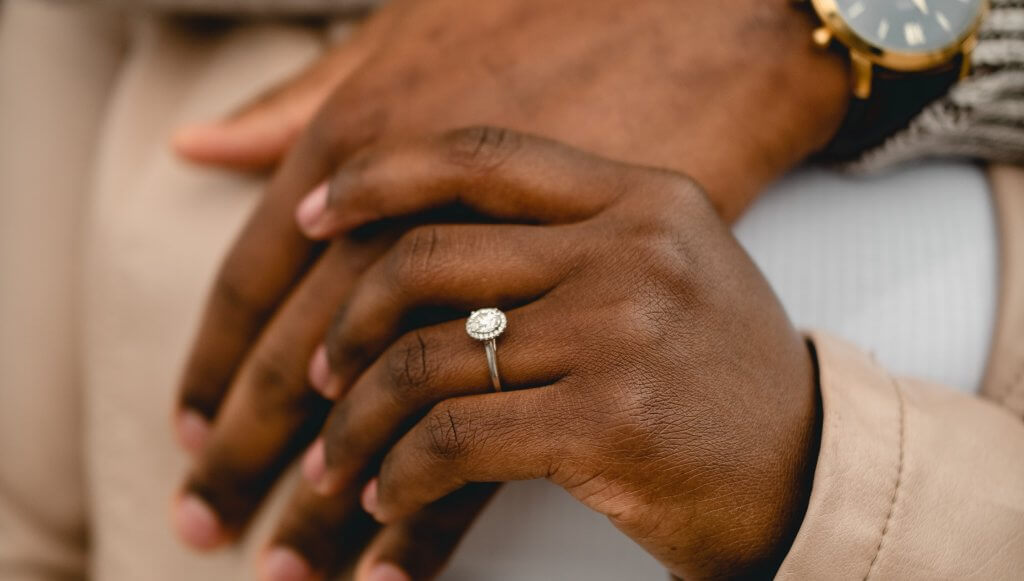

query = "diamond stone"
[466, 308, 507, 341]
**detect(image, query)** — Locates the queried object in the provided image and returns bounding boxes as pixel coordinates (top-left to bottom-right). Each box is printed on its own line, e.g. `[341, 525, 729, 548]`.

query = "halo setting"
[465, 308, 507, 341]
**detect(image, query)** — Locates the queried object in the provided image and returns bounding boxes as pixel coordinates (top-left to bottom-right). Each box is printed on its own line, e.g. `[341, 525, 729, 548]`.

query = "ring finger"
[318, 221, 582, 395]
[305, 296, 580, 496]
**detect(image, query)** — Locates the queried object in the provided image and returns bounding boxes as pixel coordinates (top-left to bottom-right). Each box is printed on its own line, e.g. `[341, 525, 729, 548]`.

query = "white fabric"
[444, 161, 998, 579]
[738, 161, 997, 394]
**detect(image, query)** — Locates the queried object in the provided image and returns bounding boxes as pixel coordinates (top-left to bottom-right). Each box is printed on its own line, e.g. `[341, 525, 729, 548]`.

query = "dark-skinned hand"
[173, 0, 850, 221]
[169, 0, 847, 579]
[174, 128, 821, 580]
[300, 129, 820, 579]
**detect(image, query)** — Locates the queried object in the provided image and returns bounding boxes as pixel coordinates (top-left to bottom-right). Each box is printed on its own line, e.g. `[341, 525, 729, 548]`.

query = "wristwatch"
[801, 0, 989, 157]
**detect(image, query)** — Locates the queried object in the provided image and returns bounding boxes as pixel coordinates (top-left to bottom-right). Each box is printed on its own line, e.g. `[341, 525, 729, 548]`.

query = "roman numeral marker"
[905, 22, 926, 45]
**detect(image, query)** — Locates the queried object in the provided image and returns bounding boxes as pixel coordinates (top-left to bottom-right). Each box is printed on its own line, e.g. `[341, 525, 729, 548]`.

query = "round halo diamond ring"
[466, 308, 507, 341]
[466, 308, 507, 391]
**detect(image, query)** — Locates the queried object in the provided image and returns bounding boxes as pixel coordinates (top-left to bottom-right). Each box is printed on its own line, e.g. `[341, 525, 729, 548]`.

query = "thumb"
[172, 25, 378, 170]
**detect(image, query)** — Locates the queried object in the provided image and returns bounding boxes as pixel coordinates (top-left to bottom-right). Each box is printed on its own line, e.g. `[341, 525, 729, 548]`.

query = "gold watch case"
[805, 0, 989, 98]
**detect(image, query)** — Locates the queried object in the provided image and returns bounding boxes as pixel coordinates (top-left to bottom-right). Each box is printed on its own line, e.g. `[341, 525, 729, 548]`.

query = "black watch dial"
[836, 0, 983, 52]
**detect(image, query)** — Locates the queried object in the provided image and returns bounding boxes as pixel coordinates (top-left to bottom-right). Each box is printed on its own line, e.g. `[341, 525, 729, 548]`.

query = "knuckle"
[632, 293, 687, 345]
[661, 170, 707, 206]
[179, 360, 227, 417]
[307, 99, 389, 162]
[210, 260, 262, 317]
[636, 167, 707, 210]
[634, 228, 698, 286]
[305, 110, 349, 162]
[615, 168, 711, 236]
[598, 293, 683, 357]
[391, 225, 444, 291]
[322, 402, 371, 464]
[442, 126, 522, 172]
[327, 149, 374, 211]
[422, 402, 472, 463]
[324, 303, 371, 373]
[244, 350, 307, 417]
[384, 330, 435, 401]
[603, 191, 708, 290]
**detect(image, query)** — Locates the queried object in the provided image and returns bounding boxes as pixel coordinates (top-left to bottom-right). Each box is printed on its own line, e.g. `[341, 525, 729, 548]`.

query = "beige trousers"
[1, 1, 327, 578]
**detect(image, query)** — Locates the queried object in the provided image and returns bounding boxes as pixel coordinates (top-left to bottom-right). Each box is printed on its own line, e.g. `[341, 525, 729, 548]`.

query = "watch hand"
[912, 0, 930, 15]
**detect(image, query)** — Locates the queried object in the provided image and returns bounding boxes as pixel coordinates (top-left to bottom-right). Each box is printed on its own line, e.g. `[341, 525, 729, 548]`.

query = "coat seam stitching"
[998, 355, 1024, 398]
[863, 375, 906, 581]
[1002, 358, 1024, 419]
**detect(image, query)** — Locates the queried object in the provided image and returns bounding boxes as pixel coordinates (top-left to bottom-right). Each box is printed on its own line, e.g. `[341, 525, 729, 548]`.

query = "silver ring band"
[484, 338, 501, 392]
[466, 308, 508, 392]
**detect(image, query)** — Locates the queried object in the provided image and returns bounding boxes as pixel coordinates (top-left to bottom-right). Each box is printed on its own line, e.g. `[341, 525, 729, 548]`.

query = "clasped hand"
[173, 127, 820, 580]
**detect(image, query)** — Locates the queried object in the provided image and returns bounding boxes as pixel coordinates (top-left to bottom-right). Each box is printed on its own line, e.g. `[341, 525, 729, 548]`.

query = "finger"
[174, 5, 407, 437]
[173, 25, 404, 449]
[172, 76, 335, 170]
[322, 223, 579, 395]
[259, 481, 379, 581]
[173, 19, 385, 169]
[173, 142, 332, 449]
[174, 238, 394, 548]
[295, 126, 637, 239]
[172, 3, 407, 444]
[352, 484, 498, 581]
[366, 388, 569, 524]
[262, 479, 495, 581]
[307, 300, 576, 495]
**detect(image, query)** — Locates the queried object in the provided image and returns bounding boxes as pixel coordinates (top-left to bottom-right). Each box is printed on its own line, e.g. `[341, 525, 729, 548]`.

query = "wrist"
[664, 334, 822, 579]
[731, 338, 824, 577]
[676, 0, 851, 221]
[704, 338, 822, 578]
[743, 0, 853, 181]
[770, 0, 853, 153]
[756, 339, 823, 575]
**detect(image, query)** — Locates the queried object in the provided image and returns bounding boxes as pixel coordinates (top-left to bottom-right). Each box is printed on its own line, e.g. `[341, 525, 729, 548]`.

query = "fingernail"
[175, 409, 211, 454]
[361, 478, 379, 515]
[365, 562, 409, 581]
[296, 183, 328, 235]
[261, 546, 314, 581]
[308, 345, 333, 397]
[173, 494, 225, 550]
[302, 439, 327, 487]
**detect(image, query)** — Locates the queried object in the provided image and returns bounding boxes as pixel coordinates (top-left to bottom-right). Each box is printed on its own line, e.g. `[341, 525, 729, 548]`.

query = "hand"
[173, 0, 849, 220]
[172, 9, 394, 170]
[294, 129, 820, 578]
[171, 215, 496, 581]
[171, 0, 845, 575]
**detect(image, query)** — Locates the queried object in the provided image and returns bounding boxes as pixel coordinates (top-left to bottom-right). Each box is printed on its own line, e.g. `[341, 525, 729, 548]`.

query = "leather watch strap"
[823, 55, 964, 160]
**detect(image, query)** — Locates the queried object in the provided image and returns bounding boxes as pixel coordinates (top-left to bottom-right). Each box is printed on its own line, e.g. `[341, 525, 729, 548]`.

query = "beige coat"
[1, 1, 1022, 579]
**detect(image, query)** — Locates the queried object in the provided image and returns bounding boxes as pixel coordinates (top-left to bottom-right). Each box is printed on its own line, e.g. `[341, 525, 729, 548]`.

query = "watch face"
[835, 0, 984, 53]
